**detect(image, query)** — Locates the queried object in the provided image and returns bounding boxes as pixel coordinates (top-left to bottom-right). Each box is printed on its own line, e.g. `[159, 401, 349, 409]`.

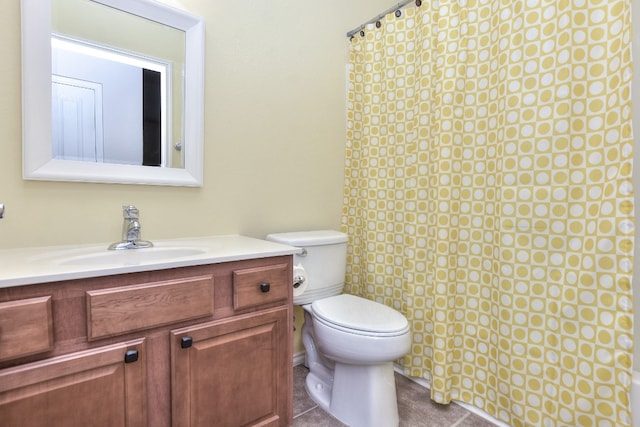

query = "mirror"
[22, 0, 205, 186]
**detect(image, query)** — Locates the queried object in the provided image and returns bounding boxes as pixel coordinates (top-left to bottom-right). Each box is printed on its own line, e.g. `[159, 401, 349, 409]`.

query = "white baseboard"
[293, 351, 306, 367]
[632, 370, 640, 427]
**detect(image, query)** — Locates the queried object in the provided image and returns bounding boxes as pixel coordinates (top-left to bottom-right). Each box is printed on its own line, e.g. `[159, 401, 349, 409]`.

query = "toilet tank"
[265, 230, 348, 305]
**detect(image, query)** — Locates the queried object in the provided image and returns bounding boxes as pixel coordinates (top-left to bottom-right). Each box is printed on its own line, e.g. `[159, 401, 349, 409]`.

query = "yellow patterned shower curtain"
[342, 1, 634, 426]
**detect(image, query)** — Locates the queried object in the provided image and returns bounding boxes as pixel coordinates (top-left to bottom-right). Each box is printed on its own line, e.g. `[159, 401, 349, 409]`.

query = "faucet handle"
[122, 205, 139, 220]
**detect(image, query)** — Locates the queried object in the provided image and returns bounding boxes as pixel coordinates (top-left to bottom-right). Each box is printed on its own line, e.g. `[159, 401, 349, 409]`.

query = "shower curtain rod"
[346, 0, 417, 38]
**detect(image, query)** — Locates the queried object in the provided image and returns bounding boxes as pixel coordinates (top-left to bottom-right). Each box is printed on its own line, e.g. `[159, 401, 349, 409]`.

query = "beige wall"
[1, 0, 638, 370]
[0, 0, 391, 358]
[0, 0, 390, 249]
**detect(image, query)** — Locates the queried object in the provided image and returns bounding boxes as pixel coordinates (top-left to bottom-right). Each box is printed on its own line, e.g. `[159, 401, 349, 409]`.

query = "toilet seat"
[310, 294, 409, 337]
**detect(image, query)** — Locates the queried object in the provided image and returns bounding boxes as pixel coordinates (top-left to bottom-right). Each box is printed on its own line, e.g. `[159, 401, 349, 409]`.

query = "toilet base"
[305, 361, 400, 427]
[305, 370, 333, 414]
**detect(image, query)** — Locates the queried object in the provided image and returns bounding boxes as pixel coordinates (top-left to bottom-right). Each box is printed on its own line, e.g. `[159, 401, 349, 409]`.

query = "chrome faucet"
[108, 205, 154, 250]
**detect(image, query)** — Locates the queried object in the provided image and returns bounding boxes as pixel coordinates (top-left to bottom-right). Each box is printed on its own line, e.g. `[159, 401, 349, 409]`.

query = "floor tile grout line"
[293, 405, 319, 419]
[449, 412, 471, 427]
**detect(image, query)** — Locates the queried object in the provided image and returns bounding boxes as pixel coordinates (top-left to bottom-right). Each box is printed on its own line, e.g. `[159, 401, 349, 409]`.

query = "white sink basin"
[57, 246, 208, 266]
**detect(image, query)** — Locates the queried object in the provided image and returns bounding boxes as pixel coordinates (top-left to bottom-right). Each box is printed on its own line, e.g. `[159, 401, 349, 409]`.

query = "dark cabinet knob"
[181, 336, 193, 349]
[260, 282, 271, 293]
[124, 350, 139, 363]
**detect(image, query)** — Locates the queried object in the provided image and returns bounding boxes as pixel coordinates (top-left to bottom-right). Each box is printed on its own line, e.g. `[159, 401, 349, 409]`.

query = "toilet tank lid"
[265, 230, 348, 246]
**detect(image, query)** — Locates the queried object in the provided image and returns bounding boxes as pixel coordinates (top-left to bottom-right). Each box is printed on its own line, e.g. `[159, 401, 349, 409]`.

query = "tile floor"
[292, 365, 498, 427]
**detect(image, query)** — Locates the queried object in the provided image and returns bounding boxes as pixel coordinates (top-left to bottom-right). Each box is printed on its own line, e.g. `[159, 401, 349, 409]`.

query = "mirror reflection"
[22, 0, 204, 186]
[51, 0, 186, 168]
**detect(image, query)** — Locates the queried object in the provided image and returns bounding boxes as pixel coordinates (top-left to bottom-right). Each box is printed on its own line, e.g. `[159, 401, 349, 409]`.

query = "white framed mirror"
[21, 0, 205, 186]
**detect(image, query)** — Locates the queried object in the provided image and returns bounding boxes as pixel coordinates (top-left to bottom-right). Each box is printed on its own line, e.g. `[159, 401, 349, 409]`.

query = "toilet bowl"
[305, 294, 411, 427]
[310, 294, 411, 365]
[265, 230, 411, 427]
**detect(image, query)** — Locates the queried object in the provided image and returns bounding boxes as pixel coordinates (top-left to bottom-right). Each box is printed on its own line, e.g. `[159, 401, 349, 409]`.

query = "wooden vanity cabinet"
[172, 262, 291, 427]
[0, 255, 293, 427]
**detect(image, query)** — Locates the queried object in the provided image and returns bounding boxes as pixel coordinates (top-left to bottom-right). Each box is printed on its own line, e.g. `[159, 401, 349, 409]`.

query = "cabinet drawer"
[87, 275, 214, 340]
[0, 296, 53, 362]
[233, 263, 289, 310]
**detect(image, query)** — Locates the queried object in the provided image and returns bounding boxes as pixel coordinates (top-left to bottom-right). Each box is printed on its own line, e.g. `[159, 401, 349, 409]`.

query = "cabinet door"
[0, 339, 146, 427]
[171, 307, 291, 427]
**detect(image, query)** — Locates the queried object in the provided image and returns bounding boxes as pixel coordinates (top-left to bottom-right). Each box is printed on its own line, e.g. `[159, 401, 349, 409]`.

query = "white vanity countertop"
[0, 235, 299, 288]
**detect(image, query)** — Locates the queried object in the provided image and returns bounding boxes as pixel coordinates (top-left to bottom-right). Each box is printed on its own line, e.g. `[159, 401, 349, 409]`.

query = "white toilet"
[266, 230, 411, 427]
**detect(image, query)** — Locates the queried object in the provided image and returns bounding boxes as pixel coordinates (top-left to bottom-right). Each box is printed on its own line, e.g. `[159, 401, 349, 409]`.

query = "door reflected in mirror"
[52, 0, 185, 168]
[52, 36, 168, 166]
